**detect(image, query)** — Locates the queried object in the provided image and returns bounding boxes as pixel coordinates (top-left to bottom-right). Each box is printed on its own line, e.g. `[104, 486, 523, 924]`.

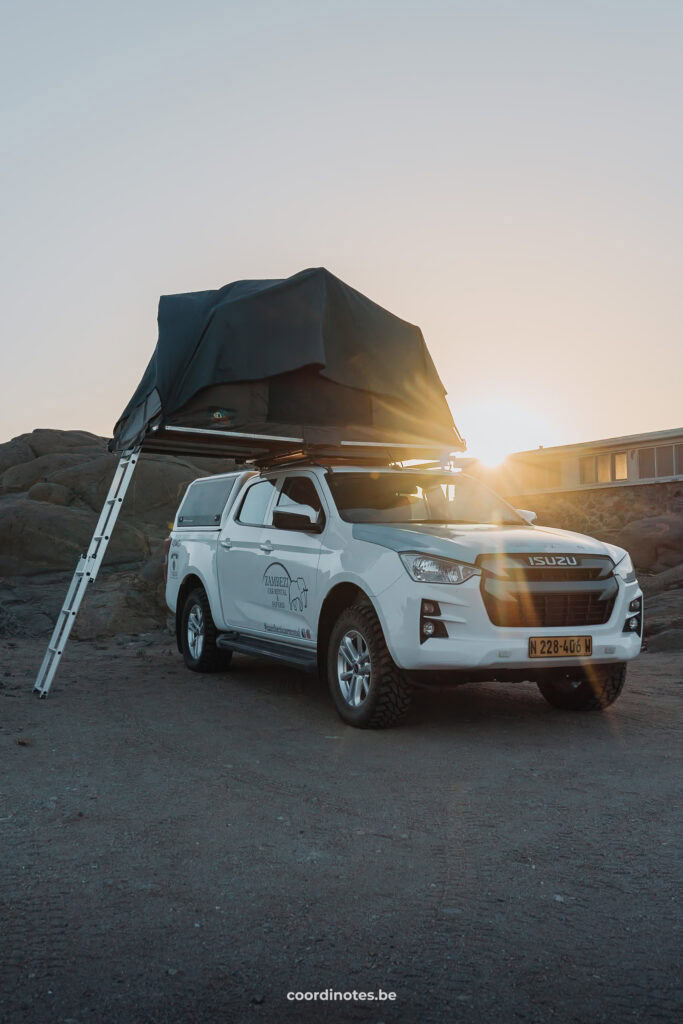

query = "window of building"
[597, 454, 611, 484]
[638, 448, 656, 479]
[638, 445, 680, 479]
[656, 446, 674, 477]
[580, 452, 627, 485]
[612, 452, 628, 480]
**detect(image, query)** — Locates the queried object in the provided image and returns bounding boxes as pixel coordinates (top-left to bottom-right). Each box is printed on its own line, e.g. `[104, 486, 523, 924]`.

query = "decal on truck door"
[263, 562, 309, 612]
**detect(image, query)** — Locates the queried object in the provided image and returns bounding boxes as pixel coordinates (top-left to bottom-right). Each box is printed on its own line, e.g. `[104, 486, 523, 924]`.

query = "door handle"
[260, 540, 274, 553]
[220, 538, 232, 549]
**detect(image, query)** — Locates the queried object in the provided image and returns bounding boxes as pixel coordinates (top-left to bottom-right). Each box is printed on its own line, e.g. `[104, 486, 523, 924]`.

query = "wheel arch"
[317, 582, 377, 677]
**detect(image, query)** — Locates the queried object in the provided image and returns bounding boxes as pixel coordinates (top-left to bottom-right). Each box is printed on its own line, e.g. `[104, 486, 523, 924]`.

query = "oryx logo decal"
[263, 562, 308, 612]
[527, 555, 579, 567]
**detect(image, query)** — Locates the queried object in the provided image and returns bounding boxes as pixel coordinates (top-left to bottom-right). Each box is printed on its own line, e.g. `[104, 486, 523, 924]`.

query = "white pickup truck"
[165, 461, 643, 728]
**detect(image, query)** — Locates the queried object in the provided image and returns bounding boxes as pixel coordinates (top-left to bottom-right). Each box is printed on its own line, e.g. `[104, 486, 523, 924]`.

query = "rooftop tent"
[111, 267, 464, 460]
[35, 268, 465, 697]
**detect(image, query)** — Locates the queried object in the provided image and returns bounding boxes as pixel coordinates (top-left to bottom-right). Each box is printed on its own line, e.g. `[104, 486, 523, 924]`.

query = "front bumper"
[378, 573, 643, 672]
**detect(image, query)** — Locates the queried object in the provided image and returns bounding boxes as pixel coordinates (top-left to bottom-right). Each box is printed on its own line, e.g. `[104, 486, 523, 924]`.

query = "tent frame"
[33, 426, 460, 697]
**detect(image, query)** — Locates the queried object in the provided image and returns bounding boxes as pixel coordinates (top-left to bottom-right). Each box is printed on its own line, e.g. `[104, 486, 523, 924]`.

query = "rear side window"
[237, 480, 277, 526]
[176, 477, 237, 528]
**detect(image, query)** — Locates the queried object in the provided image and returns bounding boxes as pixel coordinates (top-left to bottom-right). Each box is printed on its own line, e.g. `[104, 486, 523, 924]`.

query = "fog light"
[628, 617, 639, 631]
[420, 599, 447, 642]
[629, 598, 642, 612]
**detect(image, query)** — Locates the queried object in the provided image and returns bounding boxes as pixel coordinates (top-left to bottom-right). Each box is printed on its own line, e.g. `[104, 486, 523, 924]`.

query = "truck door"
[259, 474, 327, 643]
[216, 478, 278, 631]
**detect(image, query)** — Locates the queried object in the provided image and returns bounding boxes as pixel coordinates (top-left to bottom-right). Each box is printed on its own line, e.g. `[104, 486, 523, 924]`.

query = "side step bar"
[216, 632, 318, 672]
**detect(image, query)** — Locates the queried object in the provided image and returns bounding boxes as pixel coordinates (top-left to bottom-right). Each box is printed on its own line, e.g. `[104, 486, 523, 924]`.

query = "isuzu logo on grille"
[527, 555, 579, 567]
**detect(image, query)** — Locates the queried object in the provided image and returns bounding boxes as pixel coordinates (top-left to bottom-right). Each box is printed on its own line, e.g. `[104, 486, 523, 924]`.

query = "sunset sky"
[3, 1, 682, 464]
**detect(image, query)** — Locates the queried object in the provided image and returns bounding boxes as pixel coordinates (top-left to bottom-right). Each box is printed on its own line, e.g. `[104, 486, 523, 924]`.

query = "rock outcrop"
[609, 513, 683, 573]
[0, 429, 230, 576]
[0, 429, 235, 638]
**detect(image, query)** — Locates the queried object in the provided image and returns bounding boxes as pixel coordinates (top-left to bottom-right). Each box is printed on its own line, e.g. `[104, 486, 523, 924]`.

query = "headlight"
[399, 552, 481, 585]
[613, 551, 637, 583]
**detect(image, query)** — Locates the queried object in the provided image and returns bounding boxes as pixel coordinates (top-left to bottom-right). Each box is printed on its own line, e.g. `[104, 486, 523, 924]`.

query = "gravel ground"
[1, 636, 681, 1024]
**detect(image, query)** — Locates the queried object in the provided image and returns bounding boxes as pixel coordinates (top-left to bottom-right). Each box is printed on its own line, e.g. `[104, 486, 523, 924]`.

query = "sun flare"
[456, 399, 554, 466]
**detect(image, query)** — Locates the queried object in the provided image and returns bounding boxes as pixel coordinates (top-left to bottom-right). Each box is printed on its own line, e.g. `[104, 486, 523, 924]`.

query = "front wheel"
[180, 587, 232, 673]
[327, 602, 412, 729]
[537, 663, 627, 711]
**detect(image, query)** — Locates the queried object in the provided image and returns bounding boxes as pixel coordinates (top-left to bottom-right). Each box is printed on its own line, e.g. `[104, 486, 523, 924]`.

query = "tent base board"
[139, 425, 461, 464]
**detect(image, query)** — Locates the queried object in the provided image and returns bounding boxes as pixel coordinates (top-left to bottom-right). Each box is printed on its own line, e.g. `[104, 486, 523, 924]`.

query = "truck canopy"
[111, 267, 464, 460]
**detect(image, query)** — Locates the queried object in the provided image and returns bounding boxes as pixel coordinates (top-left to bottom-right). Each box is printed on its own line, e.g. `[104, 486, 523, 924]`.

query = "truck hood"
[352, 522, 623, 564]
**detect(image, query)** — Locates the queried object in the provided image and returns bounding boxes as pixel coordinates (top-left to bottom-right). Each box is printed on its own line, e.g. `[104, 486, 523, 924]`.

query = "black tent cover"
[112, 267, 464, 459]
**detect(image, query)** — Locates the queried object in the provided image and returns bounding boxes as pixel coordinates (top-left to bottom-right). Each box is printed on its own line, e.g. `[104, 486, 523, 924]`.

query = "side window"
[176, 476, 237, 527]
[236, 480, 277, 526]
[277, 476, 326, 526]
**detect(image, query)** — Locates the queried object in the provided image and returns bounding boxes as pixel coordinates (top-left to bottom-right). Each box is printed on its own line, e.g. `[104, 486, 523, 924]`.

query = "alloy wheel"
[187, 603, 205, 660]
[337, 629, 372, 707]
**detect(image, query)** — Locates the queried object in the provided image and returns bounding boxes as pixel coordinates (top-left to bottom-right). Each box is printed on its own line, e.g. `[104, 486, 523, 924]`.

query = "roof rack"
[139, 424, 460, 467]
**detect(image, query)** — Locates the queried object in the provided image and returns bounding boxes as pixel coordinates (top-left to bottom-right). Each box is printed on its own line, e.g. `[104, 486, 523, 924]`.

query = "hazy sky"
[2, 0, 681, 462]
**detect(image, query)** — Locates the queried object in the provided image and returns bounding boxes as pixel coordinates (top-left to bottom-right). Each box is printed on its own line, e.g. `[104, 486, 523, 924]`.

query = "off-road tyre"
[537, 663, 627, 711]
[327, 601, 413, 729]
[180, 587, 233, 673]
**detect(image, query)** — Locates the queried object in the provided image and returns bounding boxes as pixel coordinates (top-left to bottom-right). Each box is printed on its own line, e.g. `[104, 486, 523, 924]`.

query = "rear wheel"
[537, 663, 627, 711]
[327, 602, 412, 729]
[180, 587, 232, 673]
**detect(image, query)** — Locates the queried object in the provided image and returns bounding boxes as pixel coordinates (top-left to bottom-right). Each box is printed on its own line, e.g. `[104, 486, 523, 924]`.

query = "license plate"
[529, 636, 592, 658]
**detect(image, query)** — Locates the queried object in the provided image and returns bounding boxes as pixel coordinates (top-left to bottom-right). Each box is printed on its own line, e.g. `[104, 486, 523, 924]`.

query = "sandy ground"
[1, 635, 681, 1024]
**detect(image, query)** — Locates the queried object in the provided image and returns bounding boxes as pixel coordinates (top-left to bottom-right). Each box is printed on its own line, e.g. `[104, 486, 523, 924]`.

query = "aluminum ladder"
[33, 447, 141, 697]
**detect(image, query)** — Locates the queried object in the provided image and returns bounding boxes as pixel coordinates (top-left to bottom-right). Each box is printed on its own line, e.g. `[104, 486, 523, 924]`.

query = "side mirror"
[516, 508, 537, 525]
[272, 505, 322, 533]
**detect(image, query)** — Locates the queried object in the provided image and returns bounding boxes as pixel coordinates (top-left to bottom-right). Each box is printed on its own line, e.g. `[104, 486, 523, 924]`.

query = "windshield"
[325, 472, 524, 525]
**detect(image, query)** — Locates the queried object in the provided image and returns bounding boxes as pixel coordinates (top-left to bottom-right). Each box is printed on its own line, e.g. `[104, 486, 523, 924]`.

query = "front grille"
[478, 553, 617, 629]
[504, 567, 604, 582]
[483, 589, 616, 628]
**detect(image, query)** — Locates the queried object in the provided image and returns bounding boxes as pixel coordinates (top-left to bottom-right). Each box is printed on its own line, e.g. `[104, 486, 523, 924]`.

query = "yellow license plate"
[529, 636, 592, 658]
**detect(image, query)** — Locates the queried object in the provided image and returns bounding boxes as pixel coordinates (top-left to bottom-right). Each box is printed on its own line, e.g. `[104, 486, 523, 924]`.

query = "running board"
[216, 632, 317, 672]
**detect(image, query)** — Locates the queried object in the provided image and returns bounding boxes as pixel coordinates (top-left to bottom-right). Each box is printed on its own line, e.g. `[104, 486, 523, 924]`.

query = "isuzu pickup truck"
[166, 462, 642, 728]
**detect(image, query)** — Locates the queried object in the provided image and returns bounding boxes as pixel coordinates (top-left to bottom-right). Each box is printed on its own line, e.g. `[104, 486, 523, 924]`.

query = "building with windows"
[470, 427, 683, 536]
[485, 427, 683, 497]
